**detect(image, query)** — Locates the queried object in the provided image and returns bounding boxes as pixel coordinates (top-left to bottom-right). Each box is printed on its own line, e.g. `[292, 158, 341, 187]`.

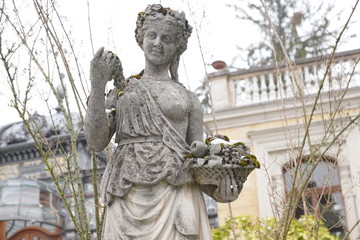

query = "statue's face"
[142, 22, 180, 66]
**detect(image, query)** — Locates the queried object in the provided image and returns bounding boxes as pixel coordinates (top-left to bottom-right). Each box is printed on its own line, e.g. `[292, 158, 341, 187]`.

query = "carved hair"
[135, 4, 192, 82]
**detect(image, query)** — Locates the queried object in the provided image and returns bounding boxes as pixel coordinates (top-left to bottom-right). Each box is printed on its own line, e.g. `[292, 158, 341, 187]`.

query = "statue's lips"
[151, 49, 163, 55]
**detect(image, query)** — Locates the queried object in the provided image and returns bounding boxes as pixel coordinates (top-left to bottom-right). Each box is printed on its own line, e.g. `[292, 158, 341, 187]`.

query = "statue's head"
[135, 4, 192, 82]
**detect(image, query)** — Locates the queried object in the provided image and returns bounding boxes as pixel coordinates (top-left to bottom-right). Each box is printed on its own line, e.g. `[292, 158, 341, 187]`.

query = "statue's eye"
[146, 32, 156, 40]
[162, 35, 173, 43]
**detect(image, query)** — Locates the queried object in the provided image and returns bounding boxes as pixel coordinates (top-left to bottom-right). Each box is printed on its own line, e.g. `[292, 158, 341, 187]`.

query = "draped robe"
[100, 79, 212, 240]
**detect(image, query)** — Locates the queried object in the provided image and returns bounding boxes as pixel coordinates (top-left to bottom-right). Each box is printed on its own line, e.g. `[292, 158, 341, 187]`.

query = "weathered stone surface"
[84, 4, 213, 240]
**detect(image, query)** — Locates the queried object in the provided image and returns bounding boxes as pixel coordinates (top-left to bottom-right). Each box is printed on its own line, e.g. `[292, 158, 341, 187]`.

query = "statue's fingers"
[110, 58, 122, 79]
[102, 50, 115, 60]
[104, 53, 113, 64]
[114, 63, 123, 74]
[115, 57, 123, 67]
[107, 51, 115, 60]
[94, 47, 104, 59]
[110, 55, 121, 68]
[114, 55, 121, 65]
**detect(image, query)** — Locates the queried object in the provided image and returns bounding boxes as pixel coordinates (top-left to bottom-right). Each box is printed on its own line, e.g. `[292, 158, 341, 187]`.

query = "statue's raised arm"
[84, 47, 124, 152]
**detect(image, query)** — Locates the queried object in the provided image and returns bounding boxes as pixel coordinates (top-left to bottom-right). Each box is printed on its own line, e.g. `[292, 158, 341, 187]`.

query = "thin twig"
[186, 0, 218, 134]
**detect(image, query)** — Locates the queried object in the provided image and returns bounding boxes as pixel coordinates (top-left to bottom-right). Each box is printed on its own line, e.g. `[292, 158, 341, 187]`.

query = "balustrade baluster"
[235, 79, 243, 106]
[275, 72, 284, 100]
[341, 60, 352, 89]
[315, 63, 326, 93]
[308, 65, 317, 94]
[303, 66, 311, 94]
[281, 71, 291, 98]
[236, 78, 258, 106]
[260, 74, 268, 102]
[253, 76, 260, 103]
[332, 61, 342, 90]
[268, 73, 277, 101]
[310, 65, 318, 94]
[346, 59, 355, 88]
[347, 58, 360, 88]
[355, 59, 360, 87]
[245, 77, 254, 104]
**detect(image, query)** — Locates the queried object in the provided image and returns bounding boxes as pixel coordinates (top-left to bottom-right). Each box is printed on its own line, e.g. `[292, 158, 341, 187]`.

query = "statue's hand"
[90, 47, 122, 87]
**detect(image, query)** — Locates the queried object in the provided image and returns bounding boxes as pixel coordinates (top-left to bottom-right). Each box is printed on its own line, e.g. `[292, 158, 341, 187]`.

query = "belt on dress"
[118, 136, 163, 146]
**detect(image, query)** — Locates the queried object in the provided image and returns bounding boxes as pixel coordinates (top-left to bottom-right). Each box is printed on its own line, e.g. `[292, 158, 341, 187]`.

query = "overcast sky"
[0, 0, 359, 127]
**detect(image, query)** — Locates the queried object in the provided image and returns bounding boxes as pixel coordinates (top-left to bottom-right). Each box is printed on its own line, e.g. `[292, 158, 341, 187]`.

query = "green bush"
[212, 215, 338, 240]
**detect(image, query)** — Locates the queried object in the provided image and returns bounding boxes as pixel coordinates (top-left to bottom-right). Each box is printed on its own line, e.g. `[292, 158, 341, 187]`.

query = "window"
[40, 190, 50, 207]
[283, 158, 346, 237]
[52, 194, 60, 209]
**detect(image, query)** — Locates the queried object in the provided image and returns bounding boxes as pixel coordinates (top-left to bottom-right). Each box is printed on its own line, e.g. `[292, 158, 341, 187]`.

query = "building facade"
[204, 49, 360, 239]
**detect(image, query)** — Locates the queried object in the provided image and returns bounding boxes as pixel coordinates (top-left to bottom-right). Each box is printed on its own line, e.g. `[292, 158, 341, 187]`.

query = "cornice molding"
[0, 133, 86, 164]
[204, 87, 360, 132]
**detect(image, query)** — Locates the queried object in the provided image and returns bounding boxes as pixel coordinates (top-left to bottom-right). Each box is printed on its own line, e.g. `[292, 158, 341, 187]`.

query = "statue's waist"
[118, 136, 163, 146]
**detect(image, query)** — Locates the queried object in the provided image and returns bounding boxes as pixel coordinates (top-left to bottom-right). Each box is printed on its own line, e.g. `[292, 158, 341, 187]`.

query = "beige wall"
[216, 171, 259, 226]
[213, 111, 360, 225]
[214, 109, 360, 231]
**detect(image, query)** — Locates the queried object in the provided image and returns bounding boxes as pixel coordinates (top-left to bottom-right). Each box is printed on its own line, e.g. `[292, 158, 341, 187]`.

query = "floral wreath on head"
[134, 4, 192, 83]
[135, 4, 192, 52]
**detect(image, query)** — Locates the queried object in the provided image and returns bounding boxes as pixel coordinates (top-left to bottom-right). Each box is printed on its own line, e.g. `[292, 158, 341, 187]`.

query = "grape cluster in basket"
[185, 135, 260, 169]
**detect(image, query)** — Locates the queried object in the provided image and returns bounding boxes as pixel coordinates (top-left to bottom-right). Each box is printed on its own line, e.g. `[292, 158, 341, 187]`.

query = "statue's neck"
[143, 60, 170, 80]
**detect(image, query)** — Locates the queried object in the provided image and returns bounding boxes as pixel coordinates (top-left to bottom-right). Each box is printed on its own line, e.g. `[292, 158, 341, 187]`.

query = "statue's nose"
[153, 36, 162, 47]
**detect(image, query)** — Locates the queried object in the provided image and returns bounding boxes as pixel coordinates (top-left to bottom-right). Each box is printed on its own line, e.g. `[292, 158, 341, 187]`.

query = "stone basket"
[191, 163, 255, 203]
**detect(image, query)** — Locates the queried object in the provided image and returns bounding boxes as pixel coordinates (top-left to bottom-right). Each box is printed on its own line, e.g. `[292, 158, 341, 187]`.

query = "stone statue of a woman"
[85, 4, 213, 239]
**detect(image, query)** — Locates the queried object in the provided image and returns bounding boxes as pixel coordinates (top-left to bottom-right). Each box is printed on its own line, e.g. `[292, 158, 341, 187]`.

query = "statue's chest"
[147, 81, 190, 121]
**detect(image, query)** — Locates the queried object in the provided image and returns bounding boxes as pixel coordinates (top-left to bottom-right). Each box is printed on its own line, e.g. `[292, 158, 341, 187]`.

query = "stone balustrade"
[231, 50, 360, 107]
